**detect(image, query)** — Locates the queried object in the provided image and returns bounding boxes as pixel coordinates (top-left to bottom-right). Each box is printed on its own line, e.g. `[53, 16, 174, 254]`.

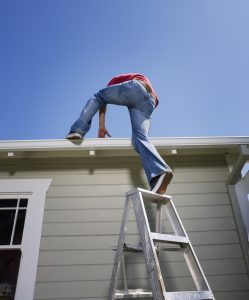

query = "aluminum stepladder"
[108, 188, 215, 300]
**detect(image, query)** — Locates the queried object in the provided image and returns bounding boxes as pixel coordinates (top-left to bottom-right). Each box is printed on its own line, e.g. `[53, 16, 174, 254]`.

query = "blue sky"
[0, 0, 248, 140]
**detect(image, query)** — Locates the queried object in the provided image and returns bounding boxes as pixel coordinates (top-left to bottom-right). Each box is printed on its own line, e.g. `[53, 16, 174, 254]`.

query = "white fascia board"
[0, 136, 249, 153]
[0, 138, 132, 153]
[153, 136, 249, 149]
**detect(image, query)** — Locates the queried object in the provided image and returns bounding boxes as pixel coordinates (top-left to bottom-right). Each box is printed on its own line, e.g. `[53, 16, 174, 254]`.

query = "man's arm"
[98, 105, 111, 138]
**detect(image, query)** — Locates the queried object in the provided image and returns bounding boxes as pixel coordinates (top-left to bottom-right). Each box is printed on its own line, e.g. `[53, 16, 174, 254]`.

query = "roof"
[0, 136, 249, 159]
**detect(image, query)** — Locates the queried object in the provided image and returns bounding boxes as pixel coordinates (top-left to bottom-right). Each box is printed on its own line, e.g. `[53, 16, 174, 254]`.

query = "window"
[0, 250, 21, 300]
[0, 179, 52, 300]
[0, 198, 28, 246]
[0, 197, 29, 300]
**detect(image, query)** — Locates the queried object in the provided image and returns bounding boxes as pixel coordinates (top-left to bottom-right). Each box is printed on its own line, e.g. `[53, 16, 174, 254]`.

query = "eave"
[0, 136, 248, 159]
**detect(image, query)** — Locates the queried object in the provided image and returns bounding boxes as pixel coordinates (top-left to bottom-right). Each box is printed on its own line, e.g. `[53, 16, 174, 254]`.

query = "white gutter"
[0, 136, 248, 153]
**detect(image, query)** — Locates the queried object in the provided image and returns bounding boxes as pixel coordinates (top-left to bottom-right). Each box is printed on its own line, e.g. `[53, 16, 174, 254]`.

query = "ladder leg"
[155, 202, 163, 258]
[131, 191, 166, 300]
[108, 196, 132, 300]
[164, 198, 185, 236]
[183, 244, 212, 291]
[121, 255, 128, 290]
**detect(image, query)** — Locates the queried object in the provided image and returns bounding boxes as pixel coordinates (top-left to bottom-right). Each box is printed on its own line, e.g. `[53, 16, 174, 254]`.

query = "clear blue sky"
[0, 0, 248, 140]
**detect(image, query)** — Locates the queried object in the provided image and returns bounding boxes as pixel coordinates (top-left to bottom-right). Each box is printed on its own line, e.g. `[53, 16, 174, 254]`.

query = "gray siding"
[0, 154, 249, 299]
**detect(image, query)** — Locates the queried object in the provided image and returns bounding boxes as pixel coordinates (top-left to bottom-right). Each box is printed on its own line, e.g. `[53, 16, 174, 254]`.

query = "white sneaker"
[151, 171, 173, 194]
[66, 132, 83, 140]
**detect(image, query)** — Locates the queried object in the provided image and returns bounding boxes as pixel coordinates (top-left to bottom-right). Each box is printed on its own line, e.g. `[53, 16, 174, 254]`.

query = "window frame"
[0, 179, 52, 300]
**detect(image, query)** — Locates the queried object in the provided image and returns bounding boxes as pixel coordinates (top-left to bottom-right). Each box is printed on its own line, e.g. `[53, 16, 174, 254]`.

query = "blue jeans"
[69, 80, 172, 187]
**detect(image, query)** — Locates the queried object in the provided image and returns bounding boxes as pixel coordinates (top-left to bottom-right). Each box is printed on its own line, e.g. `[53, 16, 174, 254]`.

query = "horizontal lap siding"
[0, 154, 248, 299]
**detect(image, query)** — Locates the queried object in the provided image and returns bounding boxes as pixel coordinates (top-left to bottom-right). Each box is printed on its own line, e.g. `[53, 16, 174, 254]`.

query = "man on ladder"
[66, 73, 173, 194]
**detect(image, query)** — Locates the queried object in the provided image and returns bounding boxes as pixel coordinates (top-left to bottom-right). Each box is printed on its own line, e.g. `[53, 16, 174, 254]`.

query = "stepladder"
[108, 188, 215, 300]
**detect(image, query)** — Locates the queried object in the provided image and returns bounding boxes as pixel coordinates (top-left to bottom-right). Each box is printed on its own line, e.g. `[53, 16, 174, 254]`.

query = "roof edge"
[0, 136, 249, 152]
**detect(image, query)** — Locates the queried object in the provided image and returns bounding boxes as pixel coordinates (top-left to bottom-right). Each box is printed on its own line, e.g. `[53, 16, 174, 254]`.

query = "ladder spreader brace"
[108, 188, 215, 300]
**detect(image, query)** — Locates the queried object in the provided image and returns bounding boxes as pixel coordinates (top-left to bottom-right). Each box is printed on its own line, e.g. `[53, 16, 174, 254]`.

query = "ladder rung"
[115, 289, 152, 298]
[113, 243, 183, 253]
[166, 291, 214, 299]
[151, 232, 189, 244]
[123, 243, 143, 253]
[160, 245, 183, 251]
[112, 243, 143, 253]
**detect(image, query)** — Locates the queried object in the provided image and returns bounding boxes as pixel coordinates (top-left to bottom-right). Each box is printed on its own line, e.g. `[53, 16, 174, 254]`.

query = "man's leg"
[129, 107, 172, 194]
[67, 95, 101, 138]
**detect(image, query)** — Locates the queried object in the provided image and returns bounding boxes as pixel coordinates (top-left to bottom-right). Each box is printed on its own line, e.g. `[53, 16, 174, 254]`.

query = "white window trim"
[0, 179, 52, 300]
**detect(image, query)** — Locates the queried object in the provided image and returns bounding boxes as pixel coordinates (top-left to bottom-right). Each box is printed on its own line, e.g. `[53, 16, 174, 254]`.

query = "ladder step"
[115, 290, 214, 299]
[115, 289, 152, 298]
[166, 291, 214, 299]
[151, 232, 189, 245]
[113, 243, 183, 253]
[127, 188, 172, 204]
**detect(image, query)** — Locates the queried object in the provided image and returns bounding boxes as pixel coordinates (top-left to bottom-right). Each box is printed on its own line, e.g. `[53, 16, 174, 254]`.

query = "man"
[66, 73, 173, 194]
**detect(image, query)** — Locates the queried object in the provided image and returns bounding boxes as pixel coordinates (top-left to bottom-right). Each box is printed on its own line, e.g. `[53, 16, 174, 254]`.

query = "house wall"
[0, 153, 249, 300]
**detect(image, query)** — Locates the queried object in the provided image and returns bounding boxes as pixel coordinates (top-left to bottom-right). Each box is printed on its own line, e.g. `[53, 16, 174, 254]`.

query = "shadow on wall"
[1, 155, 149, 192]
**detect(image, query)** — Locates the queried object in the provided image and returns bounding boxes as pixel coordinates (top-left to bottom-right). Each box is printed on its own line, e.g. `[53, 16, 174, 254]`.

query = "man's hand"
[98, 127, 111, 138]
[98, 105, 111, 138]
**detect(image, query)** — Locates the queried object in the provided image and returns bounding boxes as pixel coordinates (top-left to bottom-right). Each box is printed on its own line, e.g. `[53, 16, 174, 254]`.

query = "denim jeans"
[69, 80, 172, 187]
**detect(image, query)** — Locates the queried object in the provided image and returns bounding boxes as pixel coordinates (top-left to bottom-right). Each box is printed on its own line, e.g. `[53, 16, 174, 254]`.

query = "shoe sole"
[66, 136, 82, 140]
[66, 133, 83, 140]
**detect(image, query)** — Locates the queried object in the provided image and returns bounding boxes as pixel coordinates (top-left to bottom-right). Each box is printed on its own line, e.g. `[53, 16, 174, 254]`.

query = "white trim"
[0, 136, 249, 152]
[0, 179, 52, 300]
[226, 147, 249, 275]
[0, 245, 23, 250]
[227, 145, 249, 185]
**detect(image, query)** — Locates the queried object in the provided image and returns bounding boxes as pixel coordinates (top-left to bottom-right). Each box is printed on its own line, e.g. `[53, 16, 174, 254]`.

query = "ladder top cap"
[126, 188, 172, 202]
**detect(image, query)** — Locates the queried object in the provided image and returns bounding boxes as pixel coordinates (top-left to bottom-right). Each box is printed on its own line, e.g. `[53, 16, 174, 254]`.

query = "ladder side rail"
[121, 256, 128, 291]
[164, 198, 187, 237]
[108, 197, 132, 300]
[183, 244, 214, 294]
[131, 190, 166, 300]
[155, 202, 163, 256]
[156, 202, 163, 233]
